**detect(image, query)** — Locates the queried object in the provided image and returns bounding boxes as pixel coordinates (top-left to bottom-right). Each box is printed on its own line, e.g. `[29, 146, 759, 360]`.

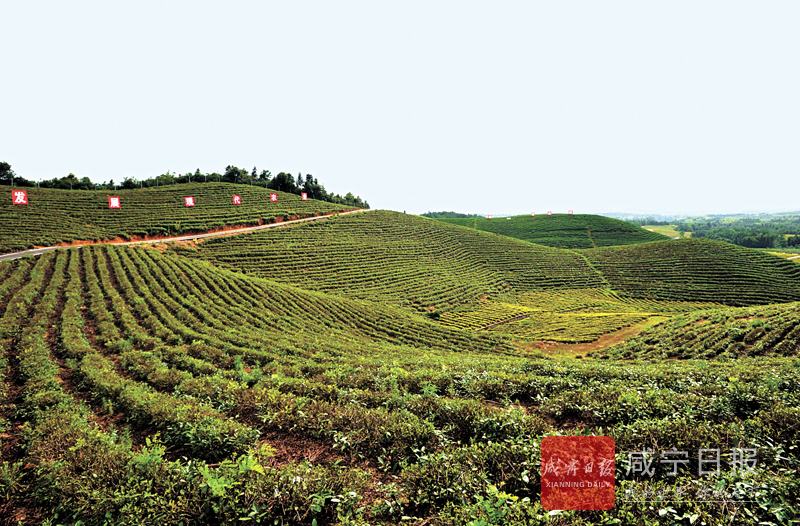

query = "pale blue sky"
[2, 2, 798, 216]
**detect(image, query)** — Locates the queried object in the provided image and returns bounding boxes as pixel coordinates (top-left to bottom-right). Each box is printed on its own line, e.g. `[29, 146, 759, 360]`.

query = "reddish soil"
[30, 209, 361, 250]
[517, 317, 669, 357]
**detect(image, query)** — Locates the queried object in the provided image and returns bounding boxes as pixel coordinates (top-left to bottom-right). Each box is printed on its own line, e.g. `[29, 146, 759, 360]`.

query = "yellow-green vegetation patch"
[492, 311, 654, 342]
[516, 288, 722, 313]
[438, 300, 539, 330]
[641, 224, 684, 238]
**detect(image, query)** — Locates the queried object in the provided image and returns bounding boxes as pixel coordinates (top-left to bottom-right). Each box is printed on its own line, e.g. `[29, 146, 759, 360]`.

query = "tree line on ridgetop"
[0, 161, 369, 209]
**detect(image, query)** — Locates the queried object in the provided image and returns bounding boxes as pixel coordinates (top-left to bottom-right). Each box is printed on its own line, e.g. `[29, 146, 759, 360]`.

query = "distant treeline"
[678, 216, 800, 249]
[0, 161, 369, 209]
[421, 211, 482, 218]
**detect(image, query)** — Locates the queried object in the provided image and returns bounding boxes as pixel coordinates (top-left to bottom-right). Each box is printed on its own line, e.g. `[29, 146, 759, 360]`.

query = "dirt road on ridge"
[0, 209, 370, 262]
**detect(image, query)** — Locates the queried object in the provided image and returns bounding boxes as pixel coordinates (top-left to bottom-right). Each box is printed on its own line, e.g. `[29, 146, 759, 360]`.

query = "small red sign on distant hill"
[12, 190, 28, 205]
[301, 193, 308, 201]
[233, 195, 241, 205]
[108, 196, 121, 209]
[185, 196, 196, 207]
[547, 211, 552, 216]
[270, 193, 278, 202]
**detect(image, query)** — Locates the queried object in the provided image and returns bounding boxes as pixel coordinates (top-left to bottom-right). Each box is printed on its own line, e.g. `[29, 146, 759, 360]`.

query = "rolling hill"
[0, 243, 798, 525]
[184, 211, 606, 312]
[435, 213, 668, 248]
[582, 238, 800, 305]
[598, 301, 800, 359]
[0, 183, 354, 253]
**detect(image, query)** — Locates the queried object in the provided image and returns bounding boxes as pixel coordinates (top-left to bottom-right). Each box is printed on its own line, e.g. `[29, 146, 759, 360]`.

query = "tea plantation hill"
[0, 183, 354, 254]
[184, 210, 800, 311]
[2, 245, 798, 524]
[435, 213, 668, 248]
[183, 210, 606, 313]
[581, 238, 800, 306]
[599, 300, 800, 360]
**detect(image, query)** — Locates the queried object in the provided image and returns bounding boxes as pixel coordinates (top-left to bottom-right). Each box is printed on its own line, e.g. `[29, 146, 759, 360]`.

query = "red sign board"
[541, 436, 615, 510]
[301, 193, 308, 201]
[12, 190, 28, 205]
[547, 211, 552, 216]
[569, 210, 574, 215]
[270, 193, 277, 202]
[488, 214, 492, 219]
[108, 196, 121, 209]
[185, 196, 196, 207]
[233, 195, 241, 205]
[531, 212, 535, 217]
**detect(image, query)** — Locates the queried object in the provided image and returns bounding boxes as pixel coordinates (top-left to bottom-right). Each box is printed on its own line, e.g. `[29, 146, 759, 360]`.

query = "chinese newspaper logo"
[541, 436, 615, 510]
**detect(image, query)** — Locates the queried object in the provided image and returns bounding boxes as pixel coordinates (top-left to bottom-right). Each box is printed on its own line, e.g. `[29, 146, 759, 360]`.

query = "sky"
[2, 1, 799, 216]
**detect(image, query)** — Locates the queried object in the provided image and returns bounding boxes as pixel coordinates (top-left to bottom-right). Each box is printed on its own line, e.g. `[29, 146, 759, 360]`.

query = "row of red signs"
[12, 190, 308, 208]
[486, 210, 574, 219]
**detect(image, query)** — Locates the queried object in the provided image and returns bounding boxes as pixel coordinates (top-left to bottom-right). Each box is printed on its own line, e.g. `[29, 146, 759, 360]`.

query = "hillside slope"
[0, 183, 353, 253]
[598, 301, 800, 359]
[436, 213, 668, 248]
[185, 211, 605, 312]
[582, 238, 800, 305]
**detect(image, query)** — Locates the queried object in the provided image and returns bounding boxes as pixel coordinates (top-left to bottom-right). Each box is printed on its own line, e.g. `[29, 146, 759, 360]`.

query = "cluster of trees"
[421, 211, 483, 218]
[0, 162, 368, 209]
[679, 216, 800, 249]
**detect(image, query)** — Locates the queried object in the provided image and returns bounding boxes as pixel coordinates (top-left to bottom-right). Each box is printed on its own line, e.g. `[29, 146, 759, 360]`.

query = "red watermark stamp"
[541, 436, 615, 510]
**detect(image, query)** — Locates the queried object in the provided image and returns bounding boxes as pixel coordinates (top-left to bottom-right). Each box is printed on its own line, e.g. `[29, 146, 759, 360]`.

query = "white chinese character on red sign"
[542, 457, 560, 476]
[233, 195, 241, 205]
[270, 193, 277, 202]
[185, 196, 195, 207]
[108, 196, 120, 209]
[598, 458, 614, 477]
[547, 211, 552, 216]
[488, 214, 492, 219]
[13, 190, 28, 205]
[531, 212, 535, 216]
[569, 210, 574, 215]
[301, 193, 308, 201]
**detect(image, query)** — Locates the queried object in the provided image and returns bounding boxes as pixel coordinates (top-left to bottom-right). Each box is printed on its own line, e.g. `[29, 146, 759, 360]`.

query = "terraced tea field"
[582, 238, 800, 305]
[187, 211, 606, 312]
[439, 290, 722, 343]
[436, 214, 668, 248]
[0, 246, 798, 525]
[600, 301, 800, 360]
[0, 183, 353, 253]
[2, 203, 799, 525]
